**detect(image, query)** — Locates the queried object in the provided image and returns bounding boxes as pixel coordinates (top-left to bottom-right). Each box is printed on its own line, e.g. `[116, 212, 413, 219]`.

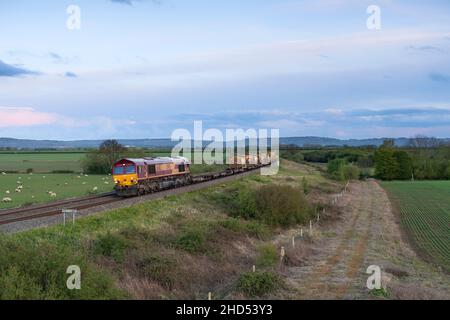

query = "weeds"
[238, 271, 282, 297]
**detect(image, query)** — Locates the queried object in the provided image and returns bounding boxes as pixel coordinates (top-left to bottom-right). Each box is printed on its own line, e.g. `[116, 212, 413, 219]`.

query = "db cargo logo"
[171, 121, 279, 175]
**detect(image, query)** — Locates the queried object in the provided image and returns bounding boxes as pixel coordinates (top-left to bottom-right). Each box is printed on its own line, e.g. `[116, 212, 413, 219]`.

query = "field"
[382, 181, 450, 272]
[0, 173, 112, 209]
[0, 151, 223, 174]
[0, 152, 85, 173]
[0, 160, 333, 299]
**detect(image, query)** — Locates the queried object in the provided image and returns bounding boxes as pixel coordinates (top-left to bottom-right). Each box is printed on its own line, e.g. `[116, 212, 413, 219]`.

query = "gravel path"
[0, 169, 259, 234]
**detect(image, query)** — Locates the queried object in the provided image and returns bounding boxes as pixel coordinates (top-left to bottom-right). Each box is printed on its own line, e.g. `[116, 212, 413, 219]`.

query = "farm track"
[0, 167, 265, 229]
[286, 181, 381, 299]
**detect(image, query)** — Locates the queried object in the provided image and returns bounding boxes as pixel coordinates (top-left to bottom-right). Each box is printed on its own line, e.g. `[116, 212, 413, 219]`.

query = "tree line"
[374, 137, 450, 180]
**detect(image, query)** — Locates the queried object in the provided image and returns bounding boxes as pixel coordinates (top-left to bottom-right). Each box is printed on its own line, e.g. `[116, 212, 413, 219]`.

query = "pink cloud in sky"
[0, 107, 58, 128]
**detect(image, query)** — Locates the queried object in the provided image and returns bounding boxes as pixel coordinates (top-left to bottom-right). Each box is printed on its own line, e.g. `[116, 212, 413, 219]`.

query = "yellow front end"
[113, 173, 139, 187]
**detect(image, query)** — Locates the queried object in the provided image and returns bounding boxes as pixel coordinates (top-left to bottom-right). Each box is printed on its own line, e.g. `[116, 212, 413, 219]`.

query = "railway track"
[0, 166, 267, 227]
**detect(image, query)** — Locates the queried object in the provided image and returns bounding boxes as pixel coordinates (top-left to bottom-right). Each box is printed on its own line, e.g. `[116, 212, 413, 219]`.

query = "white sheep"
[82, 182, 87, 185]
[104, 181, 109, 185]
[2, 197, 12, 203]
[1, 172, 6, 175]
[5, 190, 10, 194]
[49, 192, 57, 197]
[93, 186, 98, 191]
[15, 188, 22, 193]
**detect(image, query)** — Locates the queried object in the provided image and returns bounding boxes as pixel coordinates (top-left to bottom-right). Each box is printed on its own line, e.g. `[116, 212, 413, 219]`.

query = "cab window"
[125, 165, 136, 174]
[178, 164, 185, 172]
[113, 167, 124, 175]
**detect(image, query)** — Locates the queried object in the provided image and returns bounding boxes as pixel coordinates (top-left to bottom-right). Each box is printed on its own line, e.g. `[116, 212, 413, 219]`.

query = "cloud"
[0, 107, 57, 127]
[430, 72, 450, 83]
[65, 71, 77, 78]
[406, 45, 445, 54]
[0, 60, 39, 77]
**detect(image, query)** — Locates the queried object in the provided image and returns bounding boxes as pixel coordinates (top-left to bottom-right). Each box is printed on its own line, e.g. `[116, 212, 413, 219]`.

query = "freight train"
[112, 154, 271, 197]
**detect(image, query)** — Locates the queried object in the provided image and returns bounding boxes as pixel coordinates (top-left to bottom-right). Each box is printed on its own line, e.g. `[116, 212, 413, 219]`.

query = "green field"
[0, 152, 85, 173]
[382, 181, 450, 272]
[0, 173, 113, 209]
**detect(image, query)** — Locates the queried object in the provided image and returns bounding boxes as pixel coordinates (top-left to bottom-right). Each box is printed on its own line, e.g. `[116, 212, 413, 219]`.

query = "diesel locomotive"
[112, 153, 272, 197]
[112, 156, 192, 197]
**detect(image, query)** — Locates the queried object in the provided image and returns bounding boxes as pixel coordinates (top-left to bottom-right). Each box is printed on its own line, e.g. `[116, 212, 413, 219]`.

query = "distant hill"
[0, 136, 449, 150]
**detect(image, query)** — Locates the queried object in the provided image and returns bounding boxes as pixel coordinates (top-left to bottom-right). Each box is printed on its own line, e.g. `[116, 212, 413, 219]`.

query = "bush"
[238, 271, 282, 297]
[342, 164, 360, 180]
[174, 228, 208, 254]
[26, 168, 33, 174]
[301, 177, 310, 194]
[0, 235, 123, 299]
[255, 185, 311, 227]
[93, 232, 129, 261]
[256, 244, 278, 268]
[137, 254, 179, 289]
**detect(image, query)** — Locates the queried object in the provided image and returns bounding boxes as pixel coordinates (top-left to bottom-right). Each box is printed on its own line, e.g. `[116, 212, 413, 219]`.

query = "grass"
[0, 173, 112, 209]
[0, 160, 332, 299]
[381, 180, 450, 272]
[238, 271, 282, 297]
[0, 152, 85, 173]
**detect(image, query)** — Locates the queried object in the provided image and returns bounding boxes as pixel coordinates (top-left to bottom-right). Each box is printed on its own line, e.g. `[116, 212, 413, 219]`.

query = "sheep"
[2, 197, 12, 203]
[104, 181, 109, 185]
[49, 192, 57, 197]
[5, 190, 10, 194]
[82, 182, 87, 185]
[93, 186, 98, 192]
[16, 181, 21, 184]
[15, 188, 22, 193]
[1, 172, 6, 175]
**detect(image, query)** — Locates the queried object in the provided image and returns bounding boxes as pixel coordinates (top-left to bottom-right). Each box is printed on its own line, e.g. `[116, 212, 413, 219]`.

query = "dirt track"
[280, 179, 450, 300]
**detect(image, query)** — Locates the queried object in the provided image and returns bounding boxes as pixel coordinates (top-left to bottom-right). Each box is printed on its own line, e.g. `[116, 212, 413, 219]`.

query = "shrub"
[0, 235, 123, 299]
[255, 185, 311, 227]
[238, 271, 282, 297]
[26, 168, 33, 174]
[256, 244, 278, 268]
[93, 232, 128, 261]
[137, 254, 179, 289]
[174, 228, 208, 254]
[342, 164, 360, 180]
[301, 177, 310, 194]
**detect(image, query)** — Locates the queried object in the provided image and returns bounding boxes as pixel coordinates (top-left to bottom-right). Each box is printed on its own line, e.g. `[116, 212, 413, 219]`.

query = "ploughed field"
[381, 181, 450, 272]
[0, 173, 112, 209]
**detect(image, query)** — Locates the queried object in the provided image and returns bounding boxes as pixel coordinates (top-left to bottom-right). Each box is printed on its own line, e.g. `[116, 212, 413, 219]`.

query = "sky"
[1, 0, 450, 140]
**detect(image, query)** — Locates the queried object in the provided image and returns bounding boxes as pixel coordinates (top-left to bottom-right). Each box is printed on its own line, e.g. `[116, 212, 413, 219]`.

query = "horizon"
[1, 1, 450, 140]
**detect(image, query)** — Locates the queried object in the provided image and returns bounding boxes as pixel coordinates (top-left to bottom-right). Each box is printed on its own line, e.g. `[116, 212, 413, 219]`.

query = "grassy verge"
[0, 160, 339, 299]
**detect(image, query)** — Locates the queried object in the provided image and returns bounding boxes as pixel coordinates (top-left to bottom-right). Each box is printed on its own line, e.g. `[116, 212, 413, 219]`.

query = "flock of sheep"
[1, 173, 111, 204]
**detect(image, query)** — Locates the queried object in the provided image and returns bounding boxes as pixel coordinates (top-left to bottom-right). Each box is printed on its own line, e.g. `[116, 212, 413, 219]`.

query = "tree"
[99, 140, 126, 170]
[393, 150, 413, 180]
[374, 147, 398, 180]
